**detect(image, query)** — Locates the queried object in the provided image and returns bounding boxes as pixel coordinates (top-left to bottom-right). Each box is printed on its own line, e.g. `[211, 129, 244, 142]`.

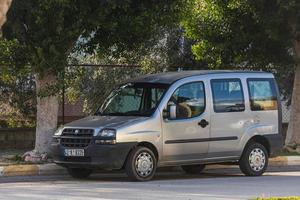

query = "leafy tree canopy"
[182, 0, 300, 98]
[0, 0, 187, 127]
[3, 0, 184, 77]
[183, 0, 299, 67]
[66, 25, 207, 114]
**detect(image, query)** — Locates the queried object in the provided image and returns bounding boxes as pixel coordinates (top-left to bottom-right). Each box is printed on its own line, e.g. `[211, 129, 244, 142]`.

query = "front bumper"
[50, 142, 137, 169]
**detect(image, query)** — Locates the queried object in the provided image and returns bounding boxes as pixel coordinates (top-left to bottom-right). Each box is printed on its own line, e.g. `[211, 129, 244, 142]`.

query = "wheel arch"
[136, 141, 159, 160]
[243, 135, 270, 156]
[122, 141, 159, 169]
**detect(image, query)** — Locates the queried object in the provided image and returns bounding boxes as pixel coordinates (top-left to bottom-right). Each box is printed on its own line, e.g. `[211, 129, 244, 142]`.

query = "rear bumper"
[265, 133, 283, 157]
[50, 142, 137, 169]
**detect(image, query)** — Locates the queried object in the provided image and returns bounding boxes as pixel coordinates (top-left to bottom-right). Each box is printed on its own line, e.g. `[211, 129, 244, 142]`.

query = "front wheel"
[67, 168, 92, 179]
[125, 146, 157, 181]
[239, 142, 268, 176]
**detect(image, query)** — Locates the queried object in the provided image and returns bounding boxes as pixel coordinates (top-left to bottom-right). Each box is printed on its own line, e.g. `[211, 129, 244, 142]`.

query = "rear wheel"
[125, 146, 157, 181]
[67, 168, 92, 179]
[182, 164, 206, 174]
[239, 142, 268, 176]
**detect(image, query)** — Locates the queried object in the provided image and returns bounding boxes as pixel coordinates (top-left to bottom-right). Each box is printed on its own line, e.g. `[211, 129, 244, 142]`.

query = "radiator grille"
[61, 128, 94, 148]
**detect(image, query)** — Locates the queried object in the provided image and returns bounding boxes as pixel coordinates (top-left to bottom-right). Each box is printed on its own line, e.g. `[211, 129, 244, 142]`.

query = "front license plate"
[64, 149, 84, 157]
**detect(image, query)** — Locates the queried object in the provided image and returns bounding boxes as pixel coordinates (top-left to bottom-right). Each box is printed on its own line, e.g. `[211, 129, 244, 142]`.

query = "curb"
[0, 156, 299, 177]
[269, 156, 300, 166]
[0, 163, 67, 177]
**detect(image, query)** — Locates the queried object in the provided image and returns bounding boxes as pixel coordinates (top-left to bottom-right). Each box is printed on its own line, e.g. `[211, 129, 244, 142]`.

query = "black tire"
[67, 168, 92, 179]
[239, 142, 268, 176]
[125, 146, 157, 181]
[182, 164, 206, 174]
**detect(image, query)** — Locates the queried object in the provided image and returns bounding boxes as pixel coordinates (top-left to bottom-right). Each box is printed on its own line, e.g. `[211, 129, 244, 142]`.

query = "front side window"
[211, 79, 245, 112]
[247, 79, 278, 111]
[168, 82, 205, 119]
[98, 83, 168, 116]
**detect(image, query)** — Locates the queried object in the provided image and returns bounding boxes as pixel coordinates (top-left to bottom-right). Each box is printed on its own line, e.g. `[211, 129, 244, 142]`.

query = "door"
[209, 78, 247, 156]
[162, 81, 210, 163]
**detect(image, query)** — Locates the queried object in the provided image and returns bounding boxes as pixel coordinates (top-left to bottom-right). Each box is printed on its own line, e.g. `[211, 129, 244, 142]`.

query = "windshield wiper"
[100, 111, 147, 116]
[123, 111, 142, 116]
[94, 111, 103, 116]
[102, 112, 127, 116]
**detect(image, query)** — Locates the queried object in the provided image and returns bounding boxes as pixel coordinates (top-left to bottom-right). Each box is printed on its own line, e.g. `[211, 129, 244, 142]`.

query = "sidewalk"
[0, 156, 299, 177]
[0, 148, 29, 166]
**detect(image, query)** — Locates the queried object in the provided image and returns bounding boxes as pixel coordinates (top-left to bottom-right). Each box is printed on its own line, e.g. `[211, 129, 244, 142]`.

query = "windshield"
[96, 82, 169, 117]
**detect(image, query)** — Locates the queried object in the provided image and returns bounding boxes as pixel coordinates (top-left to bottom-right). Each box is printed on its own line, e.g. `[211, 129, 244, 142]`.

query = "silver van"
[51, 70, 282, 181]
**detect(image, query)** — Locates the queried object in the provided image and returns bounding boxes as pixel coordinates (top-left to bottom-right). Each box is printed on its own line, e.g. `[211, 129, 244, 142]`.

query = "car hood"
[64, 115, 148, 129]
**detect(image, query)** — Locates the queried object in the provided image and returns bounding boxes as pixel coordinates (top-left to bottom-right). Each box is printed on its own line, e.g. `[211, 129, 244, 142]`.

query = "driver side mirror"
[163, 104, 177, 120]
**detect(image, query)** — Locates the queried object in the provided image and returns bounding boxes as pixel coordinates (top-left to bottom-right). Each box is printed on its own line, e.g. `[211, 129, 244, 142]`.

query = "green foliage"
[0, 39, 28, 67]
[0, 0, 186, 126]
[4, 1, 82, 76]
[280, 150, 300, 156]
[255, 197, 300, 200]
[66, 25, 207, 115]
[183, 0, 296, 67]
[0, 39, 35, 127]
[0, 66, 36, 127]
[9, 154, 23, 163]
[3, 0, 185, 77]
[182, 0, 300, 100]
[1, 0, 185, 95]
[64, 65, 140, 114]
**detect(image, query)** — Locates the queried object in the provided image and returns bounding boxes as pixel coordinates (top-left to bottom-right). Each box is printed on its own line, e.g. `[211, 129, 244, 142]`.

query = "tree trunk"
[0, 0, 12, 29]
[34, 74, 59, 154]
[285, 40, 300, 151]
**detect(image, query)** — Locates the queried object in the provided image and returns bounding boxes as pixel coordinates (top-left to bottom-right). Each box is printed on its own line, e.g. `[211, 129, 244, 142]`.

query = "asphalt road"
[0, 166, 300, 200]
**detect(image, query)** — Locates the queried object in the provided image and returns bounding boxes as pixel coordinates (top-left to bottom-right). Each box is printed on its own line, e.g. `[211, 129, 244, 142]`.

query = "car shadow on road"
[0, 165, 299, 184]
[0, 170, 243, 184]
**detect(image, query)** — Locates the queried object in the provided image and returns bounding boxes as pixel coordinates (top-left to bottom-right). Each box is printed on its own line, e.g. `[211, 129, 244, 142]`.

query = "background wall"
[0, 128, 35, 149]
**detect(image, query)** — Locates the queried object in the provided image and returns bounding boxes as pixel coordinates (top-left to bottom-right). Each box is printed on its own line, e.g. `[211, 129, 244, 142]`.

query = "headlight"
[54, 127, 63, 136]
[94, 129, 116, 145]
[95, 129, 116, 138]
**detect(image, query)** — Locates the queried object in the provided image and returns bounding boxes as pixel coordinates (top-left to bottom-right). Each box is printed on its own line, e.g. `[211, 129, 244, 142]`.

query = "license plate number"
[64, 149, 84, 157]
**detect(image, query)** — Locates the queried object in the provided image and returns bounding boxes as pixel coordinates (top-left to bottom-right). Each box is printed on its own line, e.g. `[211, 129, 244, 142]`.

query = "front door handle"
[198, 119, 209, 128]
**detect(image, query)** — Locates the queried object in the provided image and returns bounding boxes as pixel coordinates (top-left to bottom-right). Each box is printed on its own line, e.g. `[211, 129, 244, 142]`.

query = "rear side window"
[211, 79, 245, 113]
[247, 79, 278, 111]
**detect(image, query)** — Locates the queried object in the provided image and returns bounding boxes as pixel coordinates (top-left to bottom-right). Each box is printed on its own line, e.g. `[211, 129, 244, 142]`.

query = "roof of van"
[127, 70, 272, 84]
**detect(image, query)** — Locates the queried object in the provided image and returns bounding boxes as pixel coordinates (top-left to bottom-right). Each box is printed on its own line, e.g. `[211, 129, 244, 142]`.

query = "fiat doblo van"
[51, 70, 282, 181]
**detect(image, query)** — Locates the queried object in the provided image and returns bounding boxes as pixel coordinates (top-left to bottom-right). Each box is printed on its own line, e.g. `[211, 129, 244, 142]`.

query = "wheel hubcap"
[135, 152, 153, 177]
[249, 148, 266, 172]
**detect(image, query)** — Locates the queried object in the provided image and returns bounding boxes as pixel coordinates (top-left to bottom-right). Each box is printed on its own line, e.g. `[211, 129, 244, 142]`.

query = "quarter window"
[211, 79, 245, 112]
[168, 82, 205, 119]
[151, 88, 165, 108]
[247, 79, 278, 111]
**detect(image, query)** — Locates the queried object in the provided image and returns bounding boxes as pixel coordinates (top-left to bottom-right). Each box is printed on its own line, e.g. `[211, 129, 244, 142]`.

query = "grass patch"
[280, 150, 300, 156]
[255, 197, 300, 200]
[7, 154, 23, 164]
[12, 154, 23, 162]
